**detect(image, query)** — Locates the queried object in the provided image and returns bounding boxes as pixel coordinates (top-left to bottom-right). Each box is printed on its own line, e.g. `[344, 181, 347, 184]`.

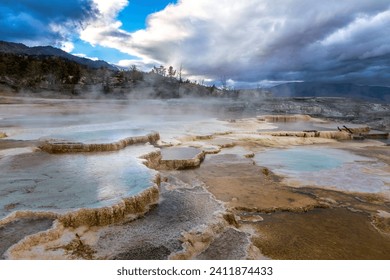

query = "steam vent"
[1, 97, 389, 260]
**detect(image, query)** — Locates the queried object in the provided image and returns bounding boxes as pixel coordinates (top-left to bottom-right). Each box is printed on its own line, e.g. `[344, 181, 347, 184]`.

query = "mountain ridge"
[0, 40, 116, 70]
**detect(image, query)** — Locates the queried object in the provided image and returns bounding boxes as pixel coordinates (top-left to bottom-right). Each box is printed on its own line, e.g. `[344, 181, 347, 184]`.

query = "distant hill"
[0, 41, 219, 98]
[0, 41, 116, 70]
[268, 82, 390, 102]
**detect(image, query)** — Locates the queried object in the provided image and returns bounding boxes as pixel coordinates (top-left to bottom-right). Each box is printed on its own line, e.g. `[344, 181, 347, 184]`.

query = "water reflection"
[255, 147, 389, 193]
[0, 147, 156, 219]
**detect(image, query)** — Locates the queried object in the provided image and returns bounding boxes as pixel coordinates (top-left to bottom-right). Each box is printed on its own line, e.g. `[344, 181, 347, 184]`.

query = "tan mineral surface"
[1, 97, 389, 259]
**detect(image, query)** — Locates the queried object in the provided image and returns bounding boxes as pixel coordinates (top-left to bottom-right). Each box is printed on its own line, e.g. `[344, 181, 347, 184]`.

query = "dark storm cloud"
[99, 30, 132, 39]
[3, 0, 389, 86]
[0, 0, 96, 45]
[118, 0, 390, 86]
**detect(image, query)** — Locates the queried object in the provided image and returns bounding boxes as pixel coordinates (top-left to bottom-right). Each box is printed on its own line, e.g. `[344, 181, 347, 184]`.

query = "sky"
[1, 0, 390, 88]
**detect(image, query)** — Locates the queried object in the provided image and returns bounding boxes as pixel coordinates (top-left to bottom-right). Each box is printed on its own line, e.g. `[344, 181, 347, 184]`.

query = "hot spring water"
[254, 147, 389, 194]
[0, 148, 157, 220]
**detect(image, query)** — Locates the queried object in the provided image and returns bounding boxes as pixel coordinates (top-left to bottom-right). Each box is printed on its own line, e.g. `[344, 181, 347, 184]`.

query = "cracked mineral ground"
[0, 96, 389, 259]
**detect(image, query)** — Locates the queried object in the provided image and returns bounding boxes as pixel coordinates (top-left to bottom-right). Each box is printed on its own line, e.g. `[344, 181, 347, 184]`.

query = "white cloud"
[93, 0, 128, 16]
[116, 59, 156, 72]
[79, 0, 390, 86]
[72, 53, 99, 61]
[60, 42, 74, 53]
[79, 0, 132, 49]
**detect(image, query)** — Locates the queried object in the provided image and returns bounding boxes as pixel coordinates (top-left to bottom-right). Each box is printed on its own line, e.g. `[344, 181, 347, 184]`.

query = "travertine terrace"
[0, 96, 389, 259]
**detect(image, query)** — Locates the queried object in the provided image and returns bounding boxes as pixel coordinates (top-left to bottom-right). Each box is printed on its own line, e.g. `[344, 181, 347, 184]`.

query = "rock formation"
[39, 132, 160, 153]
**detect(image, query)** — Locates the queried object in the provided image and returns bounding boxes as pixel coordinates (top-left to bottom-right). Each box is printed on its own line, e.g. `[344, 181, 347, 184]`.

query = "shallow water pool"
[254, 147, 390, 194]
[0, 148, 157, 219]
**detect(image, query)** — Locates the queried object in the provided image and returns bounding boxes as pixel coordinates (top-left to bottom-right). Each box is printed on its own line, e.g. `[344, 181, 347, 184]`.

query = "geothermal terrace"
[0, 96, 389, 259]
